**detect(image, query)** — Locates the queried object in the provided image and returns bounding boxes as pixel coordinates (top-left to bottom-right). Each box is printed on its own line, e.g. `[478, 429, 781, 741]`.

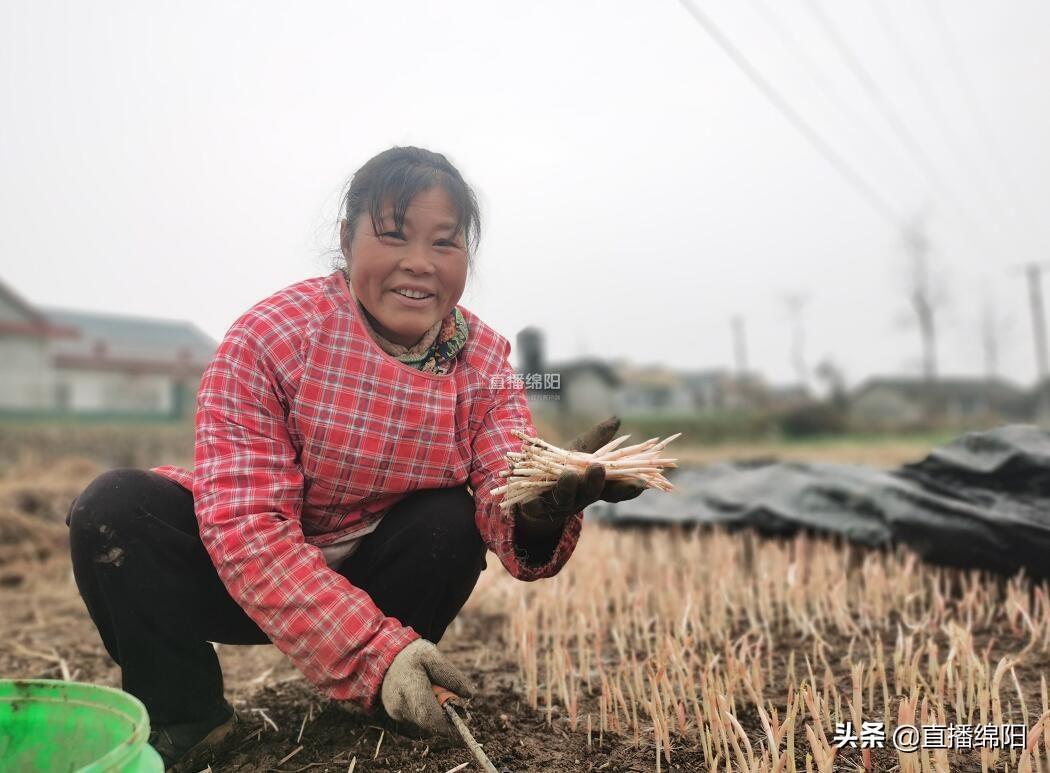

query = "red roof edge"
[0, 319, 79, 339]
[53, 352, 210, 376]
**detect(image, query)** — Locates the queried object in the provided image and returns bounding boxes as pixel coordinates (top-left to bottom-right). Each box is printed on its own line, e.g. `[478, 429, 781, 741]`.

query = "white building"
[0, 278, 216, 419]
[613, 363, 694, 417]
[849, 376, 1029, 429]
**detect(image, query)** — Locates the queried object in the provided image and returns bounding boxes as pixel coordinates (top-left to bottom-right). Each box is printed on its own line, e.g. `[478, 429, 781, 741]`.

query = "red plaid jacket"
[153, 271, 583, 708]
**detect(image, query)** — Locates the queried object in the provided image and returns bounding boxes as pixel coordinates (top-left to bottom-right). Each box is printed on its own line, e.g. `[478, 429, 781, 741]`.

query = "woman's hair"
[340, 146, 481, 257]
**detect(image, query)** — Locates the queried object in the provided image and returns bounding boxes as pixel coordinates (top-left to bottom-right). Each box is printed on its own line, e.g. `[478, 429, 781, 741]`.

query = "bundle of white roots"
[492, 430, 682, 511]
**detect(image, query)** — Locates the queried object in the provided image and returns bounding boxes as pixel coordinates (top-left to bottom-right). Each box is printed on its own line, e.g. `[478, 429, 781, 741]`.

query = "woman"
[68, 146, 643, 771]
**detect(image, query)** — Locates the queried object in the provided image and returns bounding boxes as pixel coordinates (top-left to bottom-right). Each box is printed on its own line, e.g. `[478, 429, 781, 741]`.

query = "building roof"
[42, 307, 217, 366]
[679, 368, 732, 386]
[614, 364, 685, 388]
[0, 277, 50, 326]
[0, 278, 78, 338]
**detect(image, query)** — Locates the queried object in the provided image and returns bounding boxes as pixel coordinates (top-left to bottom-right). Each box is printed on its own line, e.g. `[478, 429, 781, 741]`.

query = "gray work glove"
[515, 416, 646, 530]
[380, 639, 475, 737]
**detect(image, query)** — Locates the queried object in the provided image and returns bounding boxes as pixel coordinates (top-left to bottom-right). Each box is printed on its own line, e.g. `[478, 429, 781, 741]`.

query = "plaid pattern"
[152, 271, 583, 708]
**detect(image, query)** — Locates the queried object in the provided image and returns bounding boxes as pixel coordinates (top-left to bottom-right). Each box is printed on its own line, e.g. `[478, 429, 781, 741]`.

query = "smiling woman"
[66, 145, 644, 771]
[338, 147, 478, 355]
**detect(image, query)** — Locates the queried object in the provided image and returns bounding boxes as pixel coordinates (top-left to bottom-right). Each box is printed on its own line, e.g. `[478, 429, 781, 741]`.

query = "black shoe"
[149, 701, 238, 772]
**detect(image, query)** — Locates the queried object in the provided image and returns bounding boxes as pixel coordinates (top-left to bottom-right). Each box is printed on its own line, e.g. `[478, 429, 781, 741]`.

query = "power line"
[804, 0, 940, 189]
[748, 0, 919, 186]
[803, 0, 1001, 258]
[925, 0, 1044, 251]
[869, 0, 1012, 230]
[677, 0, 1029, 380]
[675, 0, 902, 228]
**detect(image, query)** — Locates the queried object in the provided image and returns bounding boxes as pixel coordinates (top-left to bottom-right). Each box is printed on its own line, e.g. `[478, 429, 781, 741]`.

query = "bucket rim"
[0, 678, 154, 772]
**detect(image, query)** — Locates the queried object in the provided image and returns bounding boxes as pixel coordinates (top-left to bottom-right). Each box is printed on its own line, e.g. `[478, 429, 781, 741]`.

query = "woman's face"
[342, 187, 469, 347]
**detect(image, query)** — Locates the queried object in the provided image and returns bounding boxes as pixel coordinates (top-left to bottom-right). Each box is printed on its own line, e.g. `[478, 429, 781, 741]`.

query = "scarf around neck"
[344, 270, 469, 374]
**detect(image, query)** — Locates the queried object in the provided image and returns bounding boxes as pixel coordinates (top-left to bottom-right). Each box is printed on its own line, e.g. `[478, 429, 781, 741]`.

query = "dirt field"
[2, 443, 1048, 772]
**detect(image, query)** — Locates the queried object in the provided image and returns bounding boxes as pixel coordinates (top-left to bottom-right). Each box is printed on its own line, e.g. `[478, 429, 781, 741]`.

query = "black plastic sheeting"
[589, 425, 1050, 580]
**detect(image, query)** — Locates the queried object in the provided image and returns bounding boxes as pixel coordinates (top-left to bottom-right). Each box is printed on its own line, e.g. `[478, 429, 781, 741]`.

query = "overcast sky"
[3, 1, 1049, 388]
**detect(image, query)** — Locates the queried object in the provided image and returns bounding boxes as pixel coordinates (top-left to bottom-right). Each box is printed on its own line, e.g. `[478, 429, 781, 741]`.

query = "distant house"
[614, 364, 693, 417]
[515, 327, 805, 423]
[680, 369, 736, 412]
[515, 328, 619, 422]
[679, 368, 798, 413]
[764, 383, 812, 410]
[0, 278, 216, 419]
[1030, 379, 1050, 421]
[555, 359, 620, 420]
[849, 376, 1029, 429]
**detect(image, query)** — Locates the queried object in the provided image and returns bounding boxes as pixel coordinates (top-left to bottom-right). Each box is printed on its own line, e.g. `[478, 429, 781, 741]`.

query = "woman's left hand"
[515, 416, 644, 531]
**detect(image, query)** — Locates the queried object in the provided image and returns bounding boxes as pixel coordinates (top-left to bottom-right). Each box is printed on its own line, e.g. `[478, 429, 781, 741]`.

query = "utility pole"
[782, 292, 810, 389]
[1022, 264, 1050, 382]
[979, 298, 1000, 382]
[729, 315, 751, 412]
[730, 315, 748, 376]
[1015, 262, 1050, 420]
[979, 290, 1012, 424]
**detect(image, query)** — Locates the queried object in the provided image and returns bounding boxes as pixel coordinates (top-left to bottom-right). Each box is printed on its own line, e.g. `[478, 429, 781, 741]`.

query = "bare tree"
[1016, 263, 1050, 383]
[979, 289, 1011, 382]
[1014, 263, 1050, 420]
[902, 217, 944, 383]
[814, 358, 847, 408]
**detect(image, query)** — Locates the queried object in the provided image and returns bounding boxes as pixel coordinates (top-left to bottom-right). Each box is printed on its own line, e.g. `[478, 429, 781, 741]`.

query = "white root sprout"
[491, 431, 681, 510]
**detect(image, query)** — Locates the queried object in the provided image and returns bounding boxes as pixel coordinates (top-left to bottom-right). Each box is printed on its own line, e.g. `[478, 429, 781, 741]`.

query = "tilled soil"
[3, 554, 1047, 773]
[1, 456, 1047, 772]
[0, 557, 710, 772]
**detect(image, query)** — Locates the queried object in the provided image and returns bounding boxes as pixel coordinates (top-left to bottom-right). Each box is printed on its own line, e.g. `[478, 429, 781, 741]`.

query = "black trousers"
[68, 469, 486, 725]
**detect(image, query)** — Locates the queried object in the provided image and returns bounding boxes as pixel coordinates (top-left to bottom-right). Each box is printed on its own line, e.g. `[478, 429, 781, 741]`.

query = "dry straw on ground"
[467, 526, 1050, 772]
[5, 434, 1048, 771]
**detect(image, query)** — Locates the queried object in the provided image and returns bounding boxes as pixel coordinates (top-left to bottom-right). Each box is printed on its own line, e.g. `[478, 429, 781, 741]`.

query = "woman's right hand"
[515, 417, 645, 536]
[380, 639, 475, 736]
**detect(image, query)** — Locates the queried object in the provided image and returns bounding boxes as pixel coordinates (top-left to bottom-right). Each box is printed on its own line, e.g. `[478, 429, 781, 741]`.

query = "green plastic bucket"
[0, 679, 163, 772]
